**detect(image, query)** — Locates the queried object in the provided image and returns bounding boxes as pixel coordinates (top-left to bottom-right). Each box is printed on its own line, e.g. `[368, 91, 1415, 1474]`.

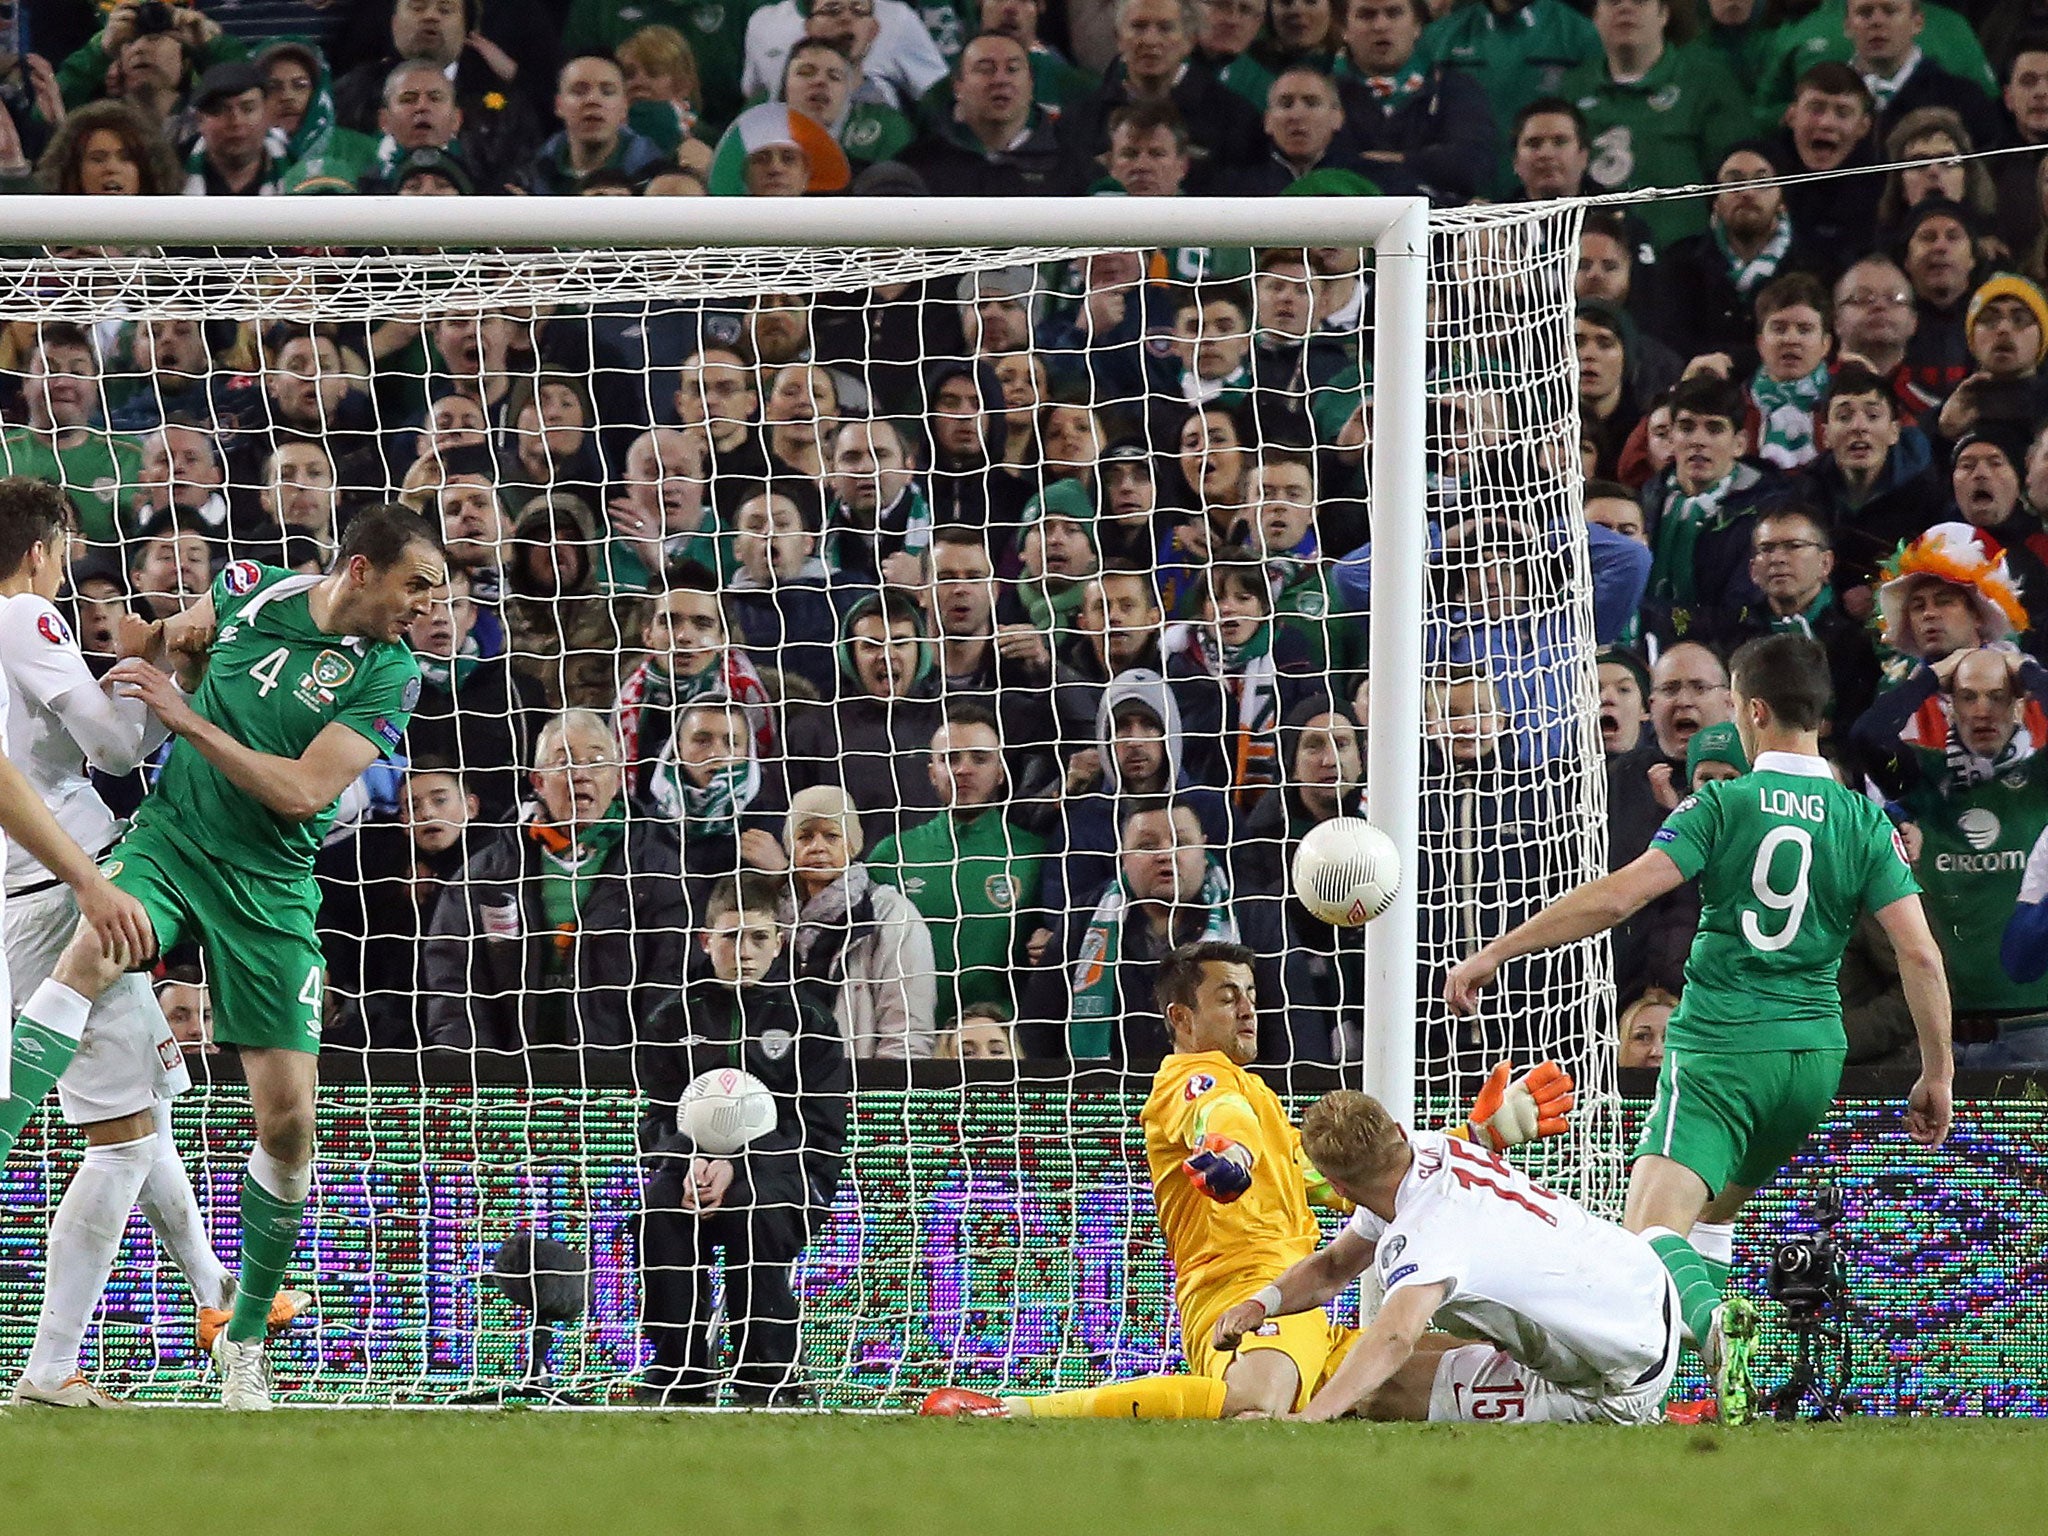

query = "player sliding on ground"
[923, 939, 1574, 1420]
[0, 479, 304, 1407]
[1211, 1089, 1683, 1423]
[0, 504, 442, 1410]
[1446, 633, 1955, 1424]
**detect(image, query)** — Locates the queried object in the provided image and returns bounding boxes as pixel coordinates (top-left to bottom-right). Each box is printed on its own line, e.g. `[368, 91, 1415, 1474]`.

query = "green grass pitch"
[0, 1413, 2038, 1535]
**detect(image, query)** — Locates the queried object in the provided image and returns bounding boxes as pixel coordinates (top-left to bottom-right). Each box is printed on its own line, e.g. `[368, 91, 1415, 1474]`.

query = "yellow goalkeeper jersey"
[1141, 1050, 1345, 1335]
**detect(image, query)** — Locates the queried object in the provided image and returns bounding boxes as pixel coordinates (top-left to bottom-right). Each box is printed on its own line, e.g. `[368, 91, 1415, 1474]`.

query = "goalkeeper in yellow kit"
[923, 940, 1574, 1419]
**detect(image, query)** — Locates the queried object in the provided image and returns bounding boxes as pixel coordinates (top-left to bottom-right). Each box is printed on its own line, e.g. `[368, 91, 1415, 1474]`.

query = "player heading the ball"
[0, 504, 444, 1411]
[1445, 632, 1954, 1424]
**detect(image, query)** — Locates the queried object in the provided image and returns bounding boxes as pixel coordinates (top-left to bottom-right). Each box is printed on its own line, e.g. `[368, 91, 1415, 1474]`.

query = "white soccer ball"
[676, 1068, 779, 1156]
[1291, 816, 1401, 928]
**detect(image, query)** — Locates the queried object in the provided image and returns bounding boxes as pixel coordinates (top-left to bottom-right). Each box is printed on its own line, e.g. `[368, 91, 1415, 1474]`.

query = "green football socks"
[0, 981, 92, 1163]
[1646, 1227, 1724, 1348]
[228, 1153, 310, 1344]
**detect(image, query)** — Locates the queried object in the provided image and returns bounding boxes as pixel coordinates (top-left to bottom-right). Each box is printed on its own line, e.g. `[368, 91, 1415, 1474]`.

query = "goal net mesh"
[0, 202, 1608, 1406]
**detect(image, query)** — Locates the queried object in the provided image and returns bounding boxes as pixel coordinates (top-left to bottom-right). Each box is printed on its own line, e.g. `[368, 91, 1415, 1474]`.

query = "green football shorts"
[103, 818, 324, 1055]
[1633, 1046, 1845, 1195]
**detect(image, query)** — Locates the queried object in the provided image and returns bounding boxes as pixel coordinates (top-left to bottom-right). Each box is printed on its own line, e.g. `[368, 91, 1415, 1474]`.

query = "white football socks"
[25, 1132, 155, 1392]
[138, 1100, 231, 1312]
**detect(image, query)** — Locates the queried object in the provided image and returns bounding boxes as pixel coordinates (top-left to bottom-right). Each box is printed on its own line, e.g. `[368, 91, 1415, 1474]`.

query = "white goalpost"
[0, 195, 1608, 1405]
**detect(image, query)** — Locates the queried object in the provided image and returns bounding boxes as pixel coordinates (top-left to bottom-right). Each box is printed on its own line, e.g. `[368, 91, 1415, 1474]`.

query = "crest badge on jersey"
[759, 1028, 794, 1061]
[35, 611, 70, 646]
[1183, 1072, 1216, 1102]
[312, 650, 356, 689]
[222, 561, 262, 596]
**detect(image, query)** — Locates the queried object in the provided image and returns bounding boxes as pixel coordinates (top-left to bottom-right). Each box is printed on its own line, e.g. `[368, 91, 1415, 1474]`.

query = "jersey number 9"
[1742, 825, 1813, 953]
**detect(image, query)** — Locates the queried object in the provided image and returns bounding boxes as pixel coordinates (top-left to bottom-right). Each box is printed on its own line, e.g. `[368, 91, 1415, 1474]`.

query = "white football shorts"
[5, 880, 190, 1124]
[1427, 1281, 1682, 1427]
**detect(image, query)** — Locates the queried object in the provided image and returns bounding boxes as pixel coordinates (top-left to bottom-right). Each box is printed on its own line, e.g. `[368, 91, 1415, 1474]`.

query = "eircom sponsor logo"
[1935, 850, 2028, 874]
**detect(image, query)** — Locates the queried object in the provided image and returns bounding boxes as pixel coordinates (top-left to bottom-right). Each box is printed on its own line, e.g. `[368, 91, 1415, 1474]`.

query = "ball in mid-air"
[1291, 816, 1401, 927]
[676, 1067, 778, 1155]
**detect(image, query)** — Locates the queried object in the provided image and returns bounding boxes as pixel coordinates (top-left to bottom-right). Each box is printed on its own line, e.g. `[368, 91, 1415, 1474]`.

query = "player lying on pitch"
[923, 939, 1573, 1420]
[1445, 633, 1954, 1423]
[1212, 1090, 1681, 1424]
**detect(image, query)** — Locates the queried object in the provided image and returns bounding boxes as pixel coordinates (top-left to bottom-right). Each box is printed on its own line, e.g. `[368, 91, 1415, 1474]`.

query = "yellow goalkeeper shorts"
[1183, 1307, 1362, 1413]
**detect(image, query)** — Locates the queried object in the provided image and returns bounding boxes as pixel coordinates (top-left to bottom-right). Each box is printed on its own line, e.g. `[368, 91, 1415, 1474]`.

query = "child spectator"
[935, 1002, 1020, 1059]
[636, 870, 848, 1404]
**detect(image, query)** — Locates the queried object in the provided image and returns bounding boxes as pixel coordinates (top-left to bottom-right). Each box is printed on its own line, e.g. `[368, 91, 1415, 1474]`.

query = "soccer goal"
[0, 195, 1607, 1406]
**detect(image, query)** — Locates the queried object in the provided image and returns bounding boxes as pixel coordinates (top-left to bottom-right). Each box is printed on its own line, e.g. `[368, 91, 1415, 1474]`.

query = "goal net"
[0, 198, 1607, 1406]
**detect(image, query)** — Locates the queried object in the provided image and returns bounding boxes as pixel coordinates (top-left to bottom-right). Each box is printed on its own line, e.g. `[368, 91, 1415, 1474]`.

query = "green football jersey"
[0, 427, 144, 548]
[132, 561, 421, 883]
[1651, 752, 1919, 1053]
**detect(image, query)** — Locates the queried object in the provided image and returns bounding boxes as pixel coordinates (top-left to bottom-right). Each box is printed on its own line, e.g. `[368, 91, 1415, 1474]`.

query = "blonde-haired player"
[923, 939, 1574, 1419]
[1210, 1090, 1683, 1424]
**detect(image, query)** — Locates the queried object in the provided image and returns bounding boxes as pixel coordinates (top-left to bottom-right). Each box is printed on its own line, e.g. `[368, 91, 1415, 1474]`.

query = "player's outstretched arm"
[1874, 894, 1955, 1148]
[1292, 1279, 1448, 1423]
[0, 754, 152, 961]
[1212, 1229, 1377, 1351]
[108, 659, 381, 824]
[1445, 850, 1684, 1014]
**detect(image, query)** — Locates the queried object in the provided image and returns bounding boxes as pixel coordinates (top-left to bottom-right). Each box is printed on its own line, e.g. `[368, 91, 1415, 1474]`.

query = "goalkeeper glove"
[1464, 1060, 1576, 1152]
[1184, 1135, 1254, 1202]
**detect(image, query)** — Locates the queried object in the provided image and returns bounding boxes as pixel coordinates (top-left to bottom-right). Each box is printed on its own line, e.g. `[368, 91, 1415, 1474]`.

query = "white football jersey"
[1346, 1131, 1672, 1392]
[0, 593, 155, 892]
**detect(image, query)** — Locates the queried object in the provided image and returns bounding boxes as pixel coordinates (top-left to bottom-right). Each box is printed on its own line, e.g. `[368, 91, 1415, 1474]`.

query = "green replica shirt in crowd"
[1651, 751, 1920, 1053]
[1753, 0, 1994, 125]
[869, 804, 1047, 1025]
[0, 427, 143, 549]
[1902, 768, 2048, 1016]
[1414, 0, 1601, 190]
[1560, 44, 1750, 246]
[133, 562, 421, 885]
[562, 0, 756, 129]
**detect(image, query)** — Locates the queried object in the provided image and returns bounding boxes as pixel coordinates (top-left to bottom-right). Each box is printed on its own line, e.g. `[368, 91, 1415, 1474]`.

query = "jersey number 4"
[1742, 825, 1813, 953]
[248, 646, 293, 698]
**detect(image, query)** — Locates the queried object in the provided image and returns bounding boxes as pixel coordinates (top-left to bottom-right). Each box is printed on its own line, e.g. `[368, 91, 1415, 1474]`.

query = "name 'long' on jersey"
[131, 563, 421, 884]
[1347, 1130, 1674, 1393]
[1650, 750, 1919, 1054]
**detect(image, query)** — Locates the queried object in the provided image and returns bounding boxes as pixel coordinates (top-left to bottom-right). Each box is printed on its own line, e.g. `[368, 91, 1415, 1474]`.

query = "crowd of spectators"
[5, 0, 2048, 1085]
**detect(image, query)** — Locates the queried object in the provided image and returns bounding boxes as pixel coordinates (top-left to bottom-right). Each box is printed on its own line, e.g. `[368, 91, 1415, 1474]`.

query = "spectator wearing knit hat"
[1935, 273, 2048, 443]
[1944, 427, 2048, 645]
[1899, 197, 1986, 411]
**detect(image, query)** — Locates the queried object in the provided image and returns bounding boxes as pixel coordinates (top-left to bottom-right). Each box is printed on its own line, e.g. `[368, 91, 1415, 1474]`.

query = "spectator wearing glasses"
[1725, 505, 1882, 730]
[1935, 274, 2048, 446]
[742, 0, 949, 113]
[1833, 255, 1927, 418]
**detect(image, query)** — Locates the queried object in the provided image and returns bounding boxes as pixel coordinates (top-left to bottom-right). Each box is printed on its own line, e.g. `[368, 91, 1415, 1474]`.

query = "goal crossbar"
[6, 191, 1433, 1122]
